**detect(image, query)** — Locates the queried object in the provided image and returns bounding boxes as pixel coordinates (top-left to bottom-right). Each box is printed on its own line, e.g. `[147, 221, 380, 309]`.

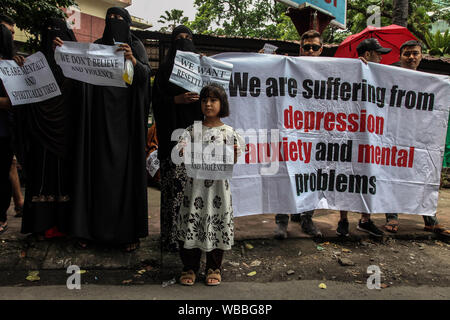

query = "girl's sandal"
[205, 269, 221, 286]
[180, 270, 196, 286]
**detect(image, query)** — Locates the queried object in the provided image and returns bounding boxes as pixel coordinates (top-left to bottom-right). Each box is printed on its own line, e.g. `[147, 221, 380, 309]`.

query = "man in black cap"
[332, 38, 391, 238]
[357, 38, 392, 64]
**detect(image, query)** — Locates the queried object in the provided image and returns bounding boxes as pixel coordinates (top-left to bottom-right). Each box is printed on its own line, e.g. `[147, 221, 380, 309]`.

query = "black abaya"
[16, 18, 78, 235]
[151, 26, 203, 248]
[70, 10, 151, 244]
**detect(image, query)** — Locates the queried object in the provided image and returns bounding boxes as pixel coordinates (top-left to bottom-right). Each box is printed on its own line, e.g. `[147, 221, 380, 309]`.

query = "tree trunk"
[392, 0, 409, 27]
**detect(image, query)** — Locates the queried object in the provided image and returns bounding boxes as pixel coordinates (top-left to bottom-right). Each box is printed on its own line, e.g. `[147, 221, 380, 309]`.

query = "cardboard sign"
[169, 50, 233, 94]
[0, 52, 61, 106]
[55, 41, 126, 88]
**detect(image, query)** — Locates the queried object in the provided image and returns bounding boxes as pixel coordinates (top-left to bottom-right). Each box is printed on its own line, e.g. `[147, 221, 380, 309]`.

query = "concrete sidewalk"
[4, 186, 450, 241]
[0, 187, 449, 271]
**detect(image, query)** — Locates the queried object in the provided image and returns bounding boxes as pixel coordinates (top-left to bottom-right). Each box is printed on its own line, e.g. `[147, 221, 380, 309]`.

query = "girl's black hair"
[199, 83, 230, 118]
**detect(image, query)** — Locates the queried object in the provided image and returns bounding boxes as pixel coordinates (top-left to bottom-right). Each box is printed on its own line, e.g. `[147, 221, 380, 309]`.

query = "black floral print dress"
[174, 124, 243, 251]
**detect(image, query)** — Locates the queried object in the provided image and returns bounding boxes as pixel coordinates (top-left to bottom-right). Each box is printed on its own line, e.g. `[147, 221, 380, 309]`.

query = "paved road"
[1, 281, 449, 300]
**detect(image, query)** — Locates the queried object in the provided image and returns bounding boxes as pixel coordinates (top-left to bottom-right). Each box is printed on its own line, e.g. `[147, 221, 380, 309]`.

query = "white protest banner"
[146, 150, 160, 177]
[0, 52, 61, 106]
[212, 53, 450, 217]
[169, 50, 233, 93]
[262, 43, 278, 54]
[54, 41, 126, 88]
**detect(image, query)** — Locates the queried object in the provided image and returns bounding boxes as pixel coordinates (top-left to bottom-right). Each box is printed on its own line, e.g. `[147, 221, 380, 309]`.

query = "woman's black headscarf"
[101, 7, 132, 45]
[41, 17, 76, 57]
[97, 7, 148, 66]
[0, 24, 13, 60]
[40, 17, 77, 84]
[160, 25, 196, 82]
[152, 25, 203, 160]
[165, 25, 196, 64]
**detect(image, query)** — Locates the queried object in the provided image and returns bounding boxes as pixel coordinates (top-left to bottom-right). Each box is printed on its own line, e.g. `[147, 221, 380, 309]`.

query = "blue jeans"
[275, 211, 314, 225]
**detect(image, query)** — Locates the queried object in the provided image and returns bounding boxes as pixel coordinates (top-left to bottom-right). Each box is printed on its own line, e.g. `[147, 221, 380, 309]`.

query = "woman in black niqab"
[152, 25, 203, 251]
[17, 17, 79, 239]
[70, 7, 151, 251]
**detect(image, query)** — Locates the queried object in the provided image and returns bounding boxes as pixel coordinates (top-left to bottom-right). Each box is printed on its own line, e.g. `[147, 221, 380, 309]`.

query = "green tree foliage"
[0, 0, 77, 51]
[158, 9, 189, 33]
[347, 0, 450, 45]
[425, 29, 450, 56]
[178, 0, 450, 48]
[187, 0, 299, 40]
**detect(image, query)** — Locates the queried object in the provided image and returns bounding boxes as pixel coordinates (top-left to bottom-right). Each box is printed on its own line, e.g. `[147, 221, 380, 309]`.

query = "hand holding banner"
[169, 50, 233, 94]
[0, 52, 61, 106]
[262, 43, 278, 54]
[55, 41, 126, 88]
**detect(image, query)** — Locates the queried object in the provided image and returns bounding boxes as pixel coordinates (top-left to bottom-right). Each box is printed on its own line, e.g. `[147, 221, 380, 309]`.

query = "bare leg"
[9, 157, 24, 213]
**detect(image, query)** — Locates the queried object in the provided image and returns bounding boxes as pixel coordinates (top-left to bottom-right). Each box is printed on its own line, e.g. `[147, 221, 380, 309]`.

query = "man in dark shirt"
[385, 40, 450, 237]
[335, 38, 390, 238]
[275, 30, 323, 239]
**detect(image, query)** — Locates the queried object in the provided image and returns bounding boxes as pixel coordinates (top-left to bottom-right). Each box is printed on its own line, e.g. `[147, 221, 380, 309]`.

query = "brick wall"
[73, 12, 105, 43]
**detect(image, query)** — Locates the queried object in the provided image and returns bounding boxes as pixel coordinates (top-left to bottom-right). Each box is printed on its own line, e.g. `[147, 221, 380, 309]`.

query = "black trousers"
[179, 241, 224, 273]
[0, 137, 13, 222]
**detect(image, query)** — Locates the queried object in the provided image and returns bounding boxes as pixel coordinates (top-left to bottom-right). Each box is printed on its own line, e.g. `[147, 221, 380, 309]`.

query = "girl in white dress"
[175, 83, 243, 286]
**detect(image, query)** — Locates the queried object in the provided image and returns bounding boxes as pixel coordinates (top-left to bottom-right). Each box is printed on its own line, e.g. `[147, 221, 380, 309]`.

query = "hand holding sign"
[53, 37, 64, 50]
[262, 43, 278, 55]
[174, 92, 200, 104]
[116, 43, 136, 66]
[13, 55, 25, 67]
[0, 52, 61, 106]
